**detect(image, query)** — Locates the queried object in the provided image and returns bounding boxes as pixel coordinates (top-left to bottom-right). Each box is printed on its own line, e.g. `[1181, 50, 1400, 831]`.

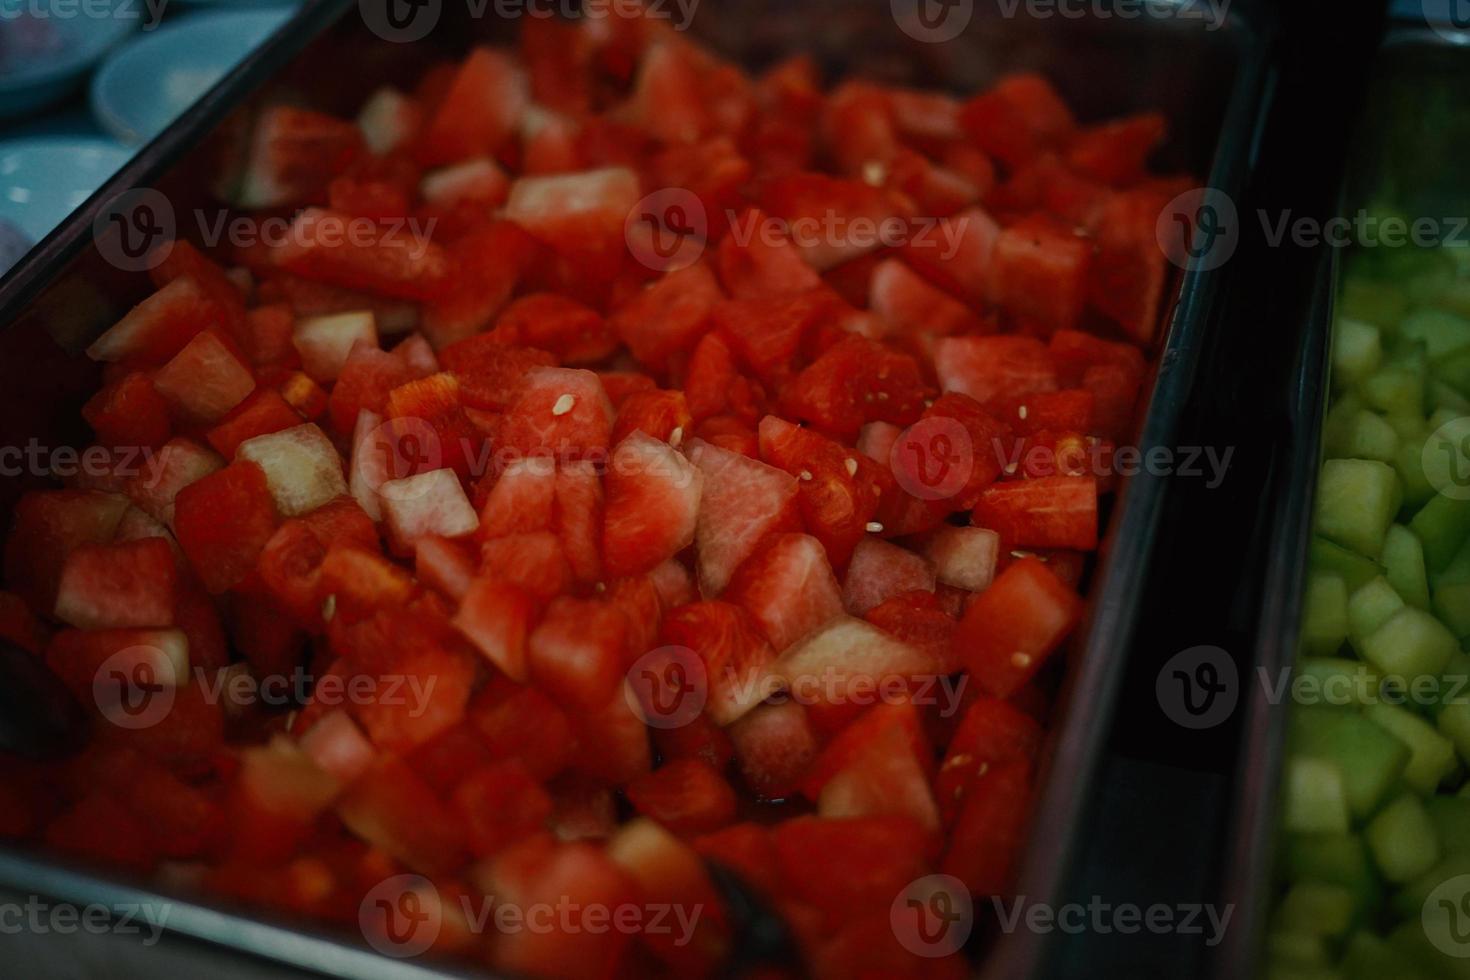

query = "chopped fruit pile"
[0, 9, 1185, 979]
[1268, 243, 1470, 979]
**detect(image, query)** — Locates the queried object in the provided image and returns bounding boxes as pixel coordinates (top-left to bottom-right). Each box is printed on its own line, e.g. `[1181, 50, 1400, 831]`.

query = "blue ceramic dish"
[89, 8, 293, 145]
[0, 136, 131, 276]
[0, 0, 140, 119]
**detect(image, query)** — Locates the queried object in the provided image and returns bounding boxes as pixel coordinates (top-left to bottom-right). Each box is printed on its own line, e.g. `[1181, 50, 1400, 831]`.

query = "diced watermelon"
[987, 215, 1093, 334]
[626, 758, 738, 836]
[781, 335, 927, 440]
[318, 544, 417, 622]
[933, 335, 1058, 404]
[273, 208, 450, 302]
[604, 431, 703, 578]
[569, 686, 653, 785]
[4, 490, 130, 611]
[498, 367, 614, 461]
[206, 389, 303, 460]
[451, 760, 553, 859]
[900, 206, 1000, 305]
[935, 697, 1041, 830]
[869, 258, 983, 338]
[553, 460, 604, 584]
[807, 701, 940, 834]
[611, 389, 692, 447]
[486, 838, 638, 979]
[148, 330, 256, 426]
[683, 332, 762, 425]
[421, 156, 509, 207]
[417, 47, 527, 167]
[940, 758, 1032, 896]
[769, 815, 930, 924]
[724, 533, 844, 651]
[82, 373, 172, 451]
[864, 590, 959, 671]
[423, 221, 537, 348]
[173, 461, 279, 593]
[415, 534, 476, 601]
[953, 556, 1081, 697]
[1065, 113, 1166, 186]
[959, 73, 1074, 169]
[379, 467, 479, 555]
[46, 626, 190, 705]
[971, 474, 1098, 551]
[921, 525, 1001, 592]
[453, 577, 539, 681]
[503, 167, 641, 273]
[843, 537, 937, 616]
[291, 311, 377, 384]
[775, 616, 945, 712]
[609, 261, 722, 372]
[468, 677, 576, 781]
[660, 601, 776, 726]
[236, 106, 365, 209]
[716, 207, 822, 300]
[298, 709, 377, 784]
[54, 537, 177, 630]
[495, 293, 617, 366]
[236, 424, 349, 518]
[727, 700, 819, 799]
[711, 289, 844, 386]
[336, 757, 465, 874]
[527, 596, 630, 711]
[357, 86, 421, 156]
[480, 531, 573, 601]
[1087, 189, 1172, 345]
[686, 439, 800, 595]
[86, 277, 229, 365]
[479, 456, 556, 538]
[757, 173, 903, 271]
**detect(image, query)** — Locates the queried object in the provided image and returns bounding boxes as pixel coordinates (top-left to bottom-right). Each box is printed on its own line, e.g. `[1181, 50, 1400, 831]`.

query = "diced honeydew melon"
[1435, 582, 1470, 639]
[1333, 318, 1384, 389]
[1385, 918, 1470, 980]
[1393, 437, 1440, 511]
[1390, 851, 1470, 922]
[1366, 794, 1440, 882]
[1338, 277, 1409, 330]
[1383, 524, 1432, 610]
[1290, 707, 1410, 818]
[1315, 458, 1401, 559]
[1434, 653, 1470, 719]
[1284, 833, 1381, 914]
[1301, 573, 1349, 657]
[1427, 796, 1470, 857]
[1282, 756, 1351, 834]
[1347, 576, 1405, 651]
[1432, 346, 1470, 397]
[1297, 658, 1381, 708]
[1400, 308, 1470, 359]
[1362, 365, 1425, 420]
[1275, 882, 1357, 937]
[1438, 700, 1470, 765]
[1430, 380, 1470, 414]
[1265, 930, 1331, 969]
[1410, 495, 1470, 572]
[1342, 932, 1420, 980]
[1364, 702, 1458, 795]
[1361, 607, 1458, 681]
[236, 424, 349, 517]
[1323, 408, 1398, 463]
[292, 311, 377, 383]
[1311, 537, 1386, 592]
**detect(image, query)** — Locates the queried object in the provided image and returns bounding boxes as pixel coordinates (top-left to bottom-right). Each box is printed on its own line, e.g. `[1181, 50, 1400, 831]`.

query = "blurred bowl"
[89, 8, 293, 145]
[0, 0, 140, 119]
[0, 136, 131, 276]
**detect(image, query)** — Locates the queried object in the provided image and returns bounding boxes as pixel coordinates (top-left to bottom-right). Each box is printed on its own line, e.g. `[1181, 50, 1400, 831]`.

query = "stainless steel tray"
[0, 1, 1273, 976]
[1219, 21, 1470, 979]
